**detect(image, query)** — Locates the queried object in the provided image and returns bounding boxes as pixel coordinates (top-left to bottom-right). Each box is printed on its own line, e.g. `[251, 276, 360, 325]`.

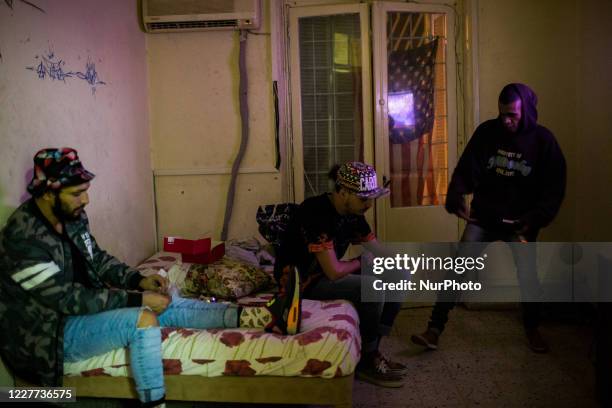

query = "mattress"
[64, 252, 361, 379]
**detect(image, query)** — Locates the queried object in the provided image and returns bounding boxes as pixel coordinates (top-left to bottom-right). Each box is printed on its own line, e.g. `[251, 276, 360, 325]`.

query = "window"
[297, 13, 364, 198]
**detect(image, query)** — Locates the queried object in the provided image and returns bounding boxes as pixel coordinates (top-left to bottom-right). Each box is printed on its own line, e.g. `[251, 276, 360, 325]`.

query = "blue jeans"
[428, 222, 542, 332]
[305, 272, 401, 353]
[64, 293, 238, 403]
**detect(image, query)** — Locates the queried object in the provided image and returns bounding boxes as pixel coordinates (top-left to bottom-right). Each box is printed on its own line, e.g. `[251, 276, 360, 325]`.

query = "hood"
[499, 83, 538, 133]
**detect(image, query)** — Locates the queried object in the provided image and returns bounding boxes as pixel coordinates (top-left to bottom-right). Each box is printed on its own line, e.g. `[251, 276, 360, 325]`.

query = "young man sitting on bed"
[0, 148, 302, 408]
[274, 161, 408, 388]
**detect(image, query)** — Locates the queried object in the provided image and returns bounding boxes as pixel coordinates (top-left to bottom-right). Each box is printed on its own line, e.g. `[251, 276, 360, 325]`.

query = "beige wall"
[0, 0, 155, 263]
[574, 0, 612, 241]
[148, 2, 282, 244]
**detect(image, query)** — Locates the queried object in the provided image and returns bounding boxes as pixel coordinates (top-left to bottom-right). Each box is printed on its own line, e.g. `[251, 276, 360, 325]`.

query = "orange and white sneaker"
[265, 267, 302, 335]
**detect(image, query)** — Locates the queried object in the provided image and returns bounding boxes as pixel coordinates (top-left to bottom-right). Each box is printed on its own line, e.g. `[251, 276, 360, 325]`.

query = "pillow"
[136, 252, 181, 276]
[182, 257, 272, 300]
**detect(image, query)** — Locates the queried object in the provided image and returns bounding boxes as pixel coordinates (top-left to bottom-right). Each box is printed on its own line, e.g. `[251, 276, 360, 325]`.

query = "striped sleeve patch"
[308, 241, 334, 253]
[12, 262, 60, 290]
[359, 232, 376, 242]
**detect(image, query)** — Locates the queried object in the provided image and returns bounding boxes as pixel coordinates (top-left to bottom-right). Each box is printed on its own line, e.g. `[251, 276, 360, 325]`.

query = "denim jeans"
[64, 291, 238, 403]
[428, 222, 542, 332]
[305, 272, 401, 353]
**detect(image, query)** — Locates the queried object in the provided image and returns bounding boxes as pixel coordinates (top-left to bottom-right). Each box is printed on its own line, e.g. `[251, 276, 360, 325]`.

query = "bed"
[18, 251, 360, 407]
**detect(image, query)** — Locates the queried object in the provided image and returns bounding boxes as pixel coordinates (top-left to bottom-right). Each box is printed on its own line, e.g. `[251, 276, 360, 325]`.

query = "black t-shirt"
[274, 193, 375, 289]
[67, 234, 92, 287]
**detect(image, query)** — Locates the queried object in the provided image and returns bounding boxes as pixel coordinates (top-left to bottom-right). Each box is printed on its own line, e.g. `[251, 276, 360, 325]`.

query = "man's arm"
[314, 217, 384, 280]
[314, 249, 361, 281]
[519, 133, 567, 231]
[4, 240, 141, 315]
[93, 244, 170, 296]
[89, 233, 144, 290]
[446, 125, 487, 221]
[363, 238, 390, 255]
[91, 238, 169, 294]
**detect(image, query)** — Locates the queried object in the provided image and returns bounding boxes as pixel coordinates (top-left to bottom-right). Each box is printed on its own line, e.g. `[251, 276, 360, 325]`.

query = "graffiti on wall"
[26, 50, 106, 94]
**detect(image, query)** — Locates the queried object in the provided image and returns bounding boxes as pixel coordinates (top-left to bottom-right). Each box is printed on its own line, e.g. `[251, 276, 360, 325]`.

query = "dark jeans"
[305, 272, 401, 353]
[595, 303, 612, 405]
[428, 223, 542, 332]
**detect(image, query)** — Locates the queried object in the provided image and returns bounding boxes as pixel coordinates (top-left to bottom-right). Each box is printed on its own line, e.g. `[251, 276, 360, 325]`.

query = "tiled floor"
[66, 305, 599, 408]
[351, 305, 598, 408]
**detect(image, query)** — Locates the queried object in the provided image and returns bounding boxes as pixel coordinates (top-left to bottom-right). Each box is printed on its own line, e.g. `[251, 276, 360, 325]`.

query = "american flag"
[387, 38, 438, 145]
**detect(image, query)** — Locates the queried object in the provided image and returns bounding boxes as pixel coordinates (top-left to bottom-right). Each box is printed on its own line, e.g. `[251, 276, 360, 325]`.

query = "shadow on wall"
[0, 183, 16, 386]
[19, 168, 33, 205]
[0, 168, 35, 228]
[0, 184, 16, 229]
[0, 166, 33, 227]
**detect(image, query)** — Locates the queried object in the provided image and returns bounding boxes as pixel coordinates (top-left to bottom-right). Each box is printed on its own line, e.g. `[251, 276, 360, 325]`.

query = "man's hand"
[455, 204, 476, 223]
[142, 291, 170, 314]
[514, 221, 530, 242]
[502, 218, 530, 242]
[360, 250, 374, 273]
[139, 274, 169, 294]
[314, 250, 360, 281]
[446, 193, 476, 223]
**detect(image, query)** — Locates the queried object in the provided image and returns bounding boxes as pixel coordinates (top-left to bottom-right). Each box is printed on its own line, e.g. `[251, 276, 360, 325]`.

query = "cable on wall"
[221, 29, 249, 241]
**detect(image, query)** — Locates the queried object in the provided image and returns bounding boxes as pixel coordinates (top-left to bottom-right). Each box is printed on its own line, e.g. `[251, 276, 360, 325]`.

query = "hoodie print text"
[487, 149, 532, 177]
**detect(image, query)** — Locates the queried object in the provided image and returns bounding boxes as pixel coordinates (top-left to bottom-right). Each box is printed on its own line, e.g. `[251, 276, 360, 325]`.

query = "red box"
[182, 242, 225, 264]
[163, 237, 211, 254]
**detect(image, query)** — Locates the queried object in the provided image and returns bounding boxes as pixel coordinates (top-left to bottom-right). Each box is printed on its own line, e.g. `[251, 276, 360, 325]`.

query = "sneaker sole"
[355, 370, 405, 388]
[527, 342, 549, 354]
[410, 334, 438, 350]
[286, 268, 301, 335]
[387, 368, 410, 376]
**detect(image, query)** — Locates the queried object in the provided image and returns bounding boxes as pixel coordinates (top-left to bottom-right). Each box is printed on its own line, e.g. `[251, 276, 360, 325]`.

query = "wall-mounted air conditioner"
[142, 0, 262, 33]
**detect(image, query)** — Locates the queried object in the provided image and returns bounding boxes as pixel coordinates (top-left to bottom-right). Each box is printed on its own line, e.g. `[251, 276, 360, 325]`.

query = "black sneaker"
[355, 353, 405, 388]
[526, 328, 549, 353]
[265, 267, 301, 335]
[378, 352, 409, 376]
[410, 327, 440, 350]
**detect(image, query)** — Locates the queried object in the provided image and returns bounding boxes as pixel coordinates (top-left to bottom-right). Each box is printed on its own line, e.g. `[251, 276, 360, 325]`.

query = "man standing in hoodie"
[411, 83, 566, 353]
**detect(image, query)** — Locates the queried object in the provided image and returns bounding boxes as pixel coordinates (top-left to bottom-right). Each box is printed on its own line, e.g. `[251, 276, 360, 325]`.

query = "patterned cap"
[27, 148, 95, 195]
[336, 162, 389, 199]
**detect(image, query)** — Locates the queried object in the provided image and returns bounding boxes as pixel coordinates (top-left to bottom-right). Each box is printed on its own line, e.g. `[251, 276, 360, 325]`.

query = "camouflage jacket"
[0, 199, 144, 386]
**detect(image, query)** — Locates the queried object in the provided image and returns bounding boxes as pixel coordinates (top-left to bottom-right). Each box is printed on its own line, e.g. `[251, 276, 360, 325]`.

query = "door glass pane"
[386, 12, 448, 207]
[298, 13, 363, 198]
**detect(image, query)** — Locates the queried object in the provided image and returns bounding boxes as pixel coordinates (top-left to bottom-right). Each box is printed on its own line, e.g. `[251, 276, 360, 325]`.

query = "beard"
[347, 203, 369, 215]
[501, 120, 520, 134]
[499, 117, 519, 135]
[504, 125, 518, 134]
[52, 193, 83, 221]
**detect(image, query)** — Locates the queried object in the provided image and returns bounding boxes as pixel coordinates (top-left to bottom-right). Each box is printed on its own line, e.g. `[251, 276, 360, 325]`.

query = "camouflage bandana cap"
[336, 161, 390, 199]
[27, 148, 95, 195]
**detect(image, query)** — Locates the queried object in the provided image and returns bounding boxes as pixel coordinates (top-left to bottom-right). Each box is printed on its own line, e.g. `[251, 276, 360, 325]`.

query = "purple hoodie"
[446, 83, 566, 231]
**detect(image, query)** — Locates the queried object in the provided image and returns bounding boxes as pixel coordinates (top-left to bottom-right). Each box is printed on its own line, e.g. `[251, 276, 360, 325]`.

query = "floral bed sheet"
[64, 252, 360, 378]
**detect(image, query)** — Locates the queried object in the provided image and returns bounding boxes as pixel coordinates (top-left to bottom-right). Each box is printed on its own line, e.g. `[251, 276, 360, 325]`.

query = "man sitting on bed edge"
[0, 147, 302, 408]
[274, 161, 409, 388]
